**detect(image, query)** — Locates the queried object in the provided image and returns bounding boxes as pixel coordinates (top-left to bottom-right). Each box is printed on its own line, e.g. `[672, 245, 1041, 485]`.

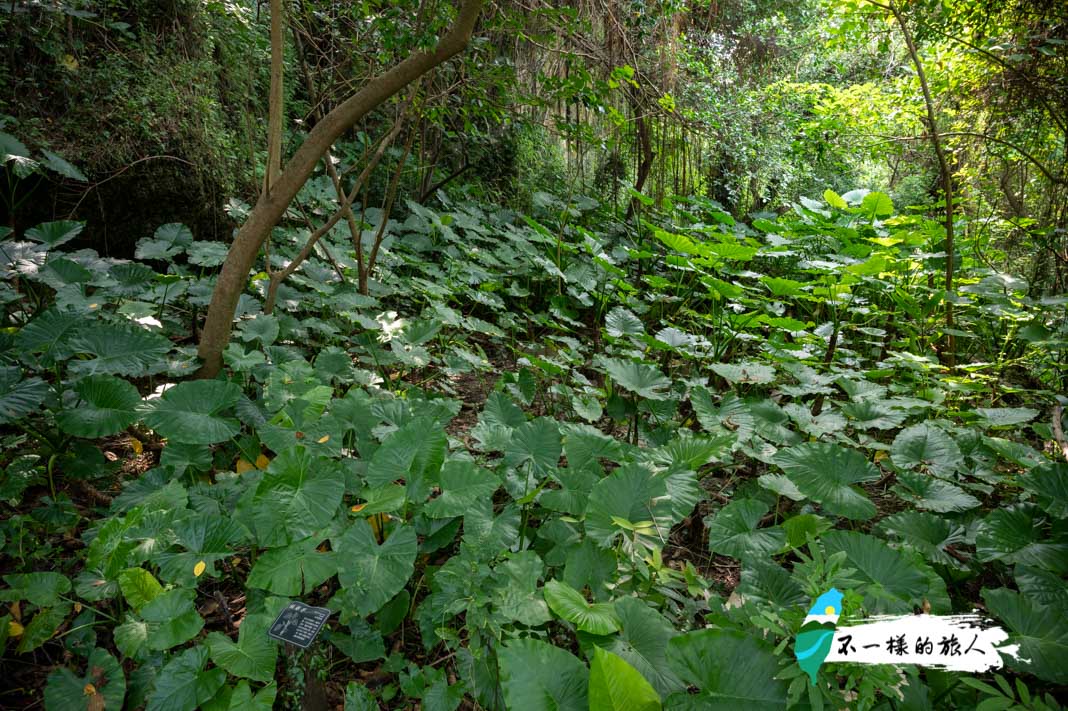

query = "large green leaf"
[601, 358, 671, 400]
[118, 567, 163, 611]
[975, 504, 1068, 573]
[504, 417, 562, 478]
[689, 391, 755, 442]
[709, 362, 776, 385]
[736, 559, 806, 609]
[425, 460, 499, 518]
[15, 308, 81, 364]
[213, 681, 277, 711]
[156, 515, 247, 585]
[665, 629, 788, 710]
[596, 597, 684, 697]
[840, 400, 907, 430]
[705, 499, 785, 560]
[585, 464, 673, 546]
[773, 442, 879, 520]
[25, 220, 84, 248]
[365, 416, 447, 496]
[40, 150, 88, 182]
[589, 646, 661, 711]
[876, 511, 965, 569]
[186, 240, 230, 267]
[892, 469, 980, 513]
[68, 323, 172, 377]
[136, 223, 193, 261]
[44, 648, 126, 711]
[237, 314, 280, 346]
[983, 587, 1068, 684]
[821, 531, 928, 613]
[335, 520, 417, 616]
[115, 588, 203, 654]
[562, 422, 626, 472]
[142, 380, 242, 445]
[146, 646, 226, 711]
[56, 374, 141, 438]
[498, 638, 588, 711]
[605, 307, 645, 338]
[0, 366, 48, 425]
[1018, 462, 1068, 518]
[543, 579, 620, 634]
[1014, 565, 1068, 613]
[462, 499, 520, 560]
[206, 613, 278, 682]
[251, 446, 345, 546]
[0, 571, 71, 606]
[860, 191, 894, 219]
[890, 424, 961, 477]
[247, 536, 337, 595]
[974, 407, 1039, 427]
[491, 550, 552, 627]
[16, 603, 72, 654]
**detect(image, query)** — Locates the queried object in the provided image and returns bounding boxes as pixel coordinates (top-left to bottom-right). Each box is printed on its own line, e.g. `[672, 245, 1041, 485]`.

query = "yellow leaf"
[83, 684, 97, 697]
[874, 451, 888, 462]
[74, 602, 82, 613]
[10, 600, 21, 621]
[60, 54, 79, 71]
[8, 621, 24, 637]
[317, 434, 330, 444]
[350, 503, 367, 513]
[255, 454, 271, 470]
[129, 437, 143, 455]
[235, 458, 255, 474]
[193, 560, 207, 577]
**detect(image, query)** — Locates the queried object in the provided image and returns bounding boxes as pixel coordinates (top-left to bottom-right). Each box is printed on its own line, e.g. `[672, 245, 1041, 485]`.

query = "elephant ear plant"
[1, 184, 1067, 711]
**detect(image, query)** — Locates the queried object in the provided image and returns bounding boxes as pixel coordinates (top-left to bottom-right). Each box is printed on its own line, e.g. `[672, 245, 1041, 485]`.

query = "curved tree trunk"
[194, 0, 483, 378]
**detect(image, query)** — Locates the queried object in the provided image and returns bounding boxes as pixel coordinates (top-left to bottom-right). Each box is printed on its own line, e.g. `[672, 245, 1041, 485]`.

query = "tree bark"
[264, 0, 284, 194]
[195, 0, 483, 378]
[625, 104, 654, 220]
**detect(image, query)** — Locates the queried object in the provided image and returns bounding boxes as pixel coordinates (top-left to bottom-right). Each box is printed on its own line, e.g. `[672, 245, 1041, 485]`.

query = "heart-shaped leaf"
[57, 374, 141, 438]
[425, 460, 499, 518]
[891, 423, 961, 477]
[601, 358, 671, 400]
[665, 629, 788, 710]
[975, 504, 1068, 573]
[543, 579, 620, 634]
[206, 613, 278, 682]
[335, 520, 417, 616]
[68, 323, 172, 378]
[498, 638, 588, 711]
[146, 646, 225, 711]
[44, 648, 125, 711]
[247, 536, 337, 596]
[774, 442, 879, 520]
[143, 380, 242, 444]
[0, 367, 48, 425]
[250, 447, 345, 546]
[589, 646, 661, 711]
[705, 499, 785, 560]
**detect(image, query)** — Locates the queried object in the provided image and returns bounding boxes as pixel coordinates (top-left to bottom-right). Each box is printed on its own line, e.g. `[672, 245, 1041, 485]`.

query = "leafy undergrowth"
[1, 188, 1067, 710]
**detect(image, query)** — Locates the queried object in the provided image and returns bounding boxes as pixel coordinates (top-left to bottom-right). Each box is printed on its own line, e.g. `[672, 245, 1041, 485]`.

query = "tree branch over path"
[195, 0, 483, 378]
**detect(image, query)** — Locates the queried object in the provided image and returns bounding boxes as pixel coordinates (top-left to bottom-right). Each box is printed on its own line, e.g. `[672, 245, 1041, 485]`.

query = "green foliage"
[1, 177, 1065, 710]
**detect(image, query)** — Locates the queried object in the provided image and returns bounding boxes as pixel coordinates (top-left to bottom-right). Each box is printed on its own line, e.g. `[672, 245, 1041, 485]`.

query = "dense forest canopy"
[1, 0, 1067, 709]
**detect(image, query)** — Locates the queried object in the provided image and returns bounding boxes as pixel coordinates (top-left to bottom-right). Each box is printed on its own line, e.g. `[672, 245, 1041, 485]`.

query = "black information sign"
[267, 601, 332, 648]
